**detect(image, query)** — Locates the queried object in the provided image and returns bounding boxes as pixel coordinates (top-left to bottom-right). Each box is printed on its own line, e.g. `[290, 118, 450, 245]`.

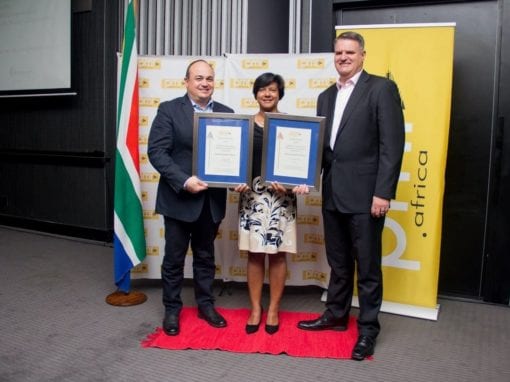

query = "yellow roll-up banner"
[336, 23, 455, 319]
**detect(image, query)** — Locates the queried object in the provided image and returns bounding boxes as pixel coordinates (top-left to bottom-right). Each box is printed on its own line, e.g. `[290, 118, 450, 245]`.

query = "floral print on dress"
[239, 176, 297, 254]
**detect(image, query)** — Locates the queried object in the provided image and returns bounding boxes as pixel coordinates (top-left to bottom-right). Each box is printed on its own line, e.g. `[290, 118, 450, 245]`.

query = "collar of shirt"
[191, 98, 214, 113]
[336, 70, 362, 90]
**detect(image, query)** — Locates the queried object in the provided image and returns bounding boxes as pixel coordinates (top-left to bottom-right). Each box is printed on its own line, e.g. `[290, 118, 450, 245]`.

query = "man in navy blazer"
[297, 31, 405, 360]
[148, 59, 234, 336]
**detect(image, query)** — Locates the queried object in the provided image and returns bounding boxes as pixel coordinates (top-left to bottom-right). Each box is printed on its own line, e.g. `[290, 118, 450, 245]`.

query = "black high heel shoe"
[265, 313, 279, 335]
[245, 306, 263, 334]
[265, 323, 279, 335]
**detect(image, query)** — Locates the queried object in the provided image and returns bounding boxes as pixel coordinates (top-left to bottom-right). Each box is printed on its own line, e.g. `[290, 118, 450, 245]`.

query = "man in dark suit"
[297, 31, 405, 360]
[148, 59, 234, 336]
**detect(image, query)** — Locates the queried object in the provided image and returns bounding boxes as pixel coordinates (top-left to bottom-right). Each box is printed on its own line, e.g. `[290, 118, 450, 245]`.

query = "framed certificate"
[261, 113, 325, 191]
[193, 112, 254, 188]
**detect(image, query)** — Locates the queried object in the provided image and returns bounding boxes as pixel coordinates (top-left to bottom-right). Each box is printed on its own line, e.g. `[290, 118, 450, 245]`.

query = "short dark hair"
[184, 59, 213, 79]
[252, 72, 285, 99]
[335, 31, 365, 50]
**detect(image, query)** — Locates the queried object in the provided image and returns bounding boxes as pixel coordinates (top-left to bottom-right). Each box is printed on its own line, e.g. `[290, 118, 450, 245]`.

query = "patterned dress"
[238, 123, 298, 254]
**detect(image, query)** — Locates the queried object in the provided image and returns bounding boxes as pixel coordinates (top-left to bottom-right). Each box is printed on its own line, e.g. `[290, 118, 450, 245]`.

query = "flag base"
[105, 290, 147, 306]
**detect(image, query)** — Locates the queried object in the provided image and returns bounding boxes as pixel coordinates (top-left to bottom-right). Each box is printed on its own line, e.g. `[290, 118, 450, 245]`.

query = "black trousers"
[322, 209, 385, 338]
[162, 200, 220, 314]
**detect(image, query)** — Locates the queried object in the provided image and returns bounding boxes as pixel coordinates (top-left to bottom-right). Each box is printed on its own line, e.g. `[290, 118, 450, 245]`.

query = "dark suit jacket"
[148, 94, 234, 223]
[318, 70, 405, 213]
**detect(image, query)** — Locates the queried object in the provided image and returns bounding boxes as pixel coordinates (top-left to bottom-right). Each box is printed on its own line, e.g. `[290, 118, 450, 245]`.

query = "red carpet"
[141, 307, 362, 359]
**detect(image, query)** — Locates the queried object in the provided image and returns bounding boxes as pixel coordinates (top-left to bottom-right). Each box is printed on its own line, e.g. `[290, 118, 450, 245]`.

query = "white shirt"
[191, 98, 214, 113]
[330, 71, 362, 149]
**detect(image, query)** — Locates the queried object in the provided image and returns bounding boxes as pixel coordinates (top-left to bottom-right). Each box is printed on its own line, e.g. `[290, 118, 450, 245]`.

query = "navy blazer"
[148, 94, 234, 223]
[318, 70, 405, 213]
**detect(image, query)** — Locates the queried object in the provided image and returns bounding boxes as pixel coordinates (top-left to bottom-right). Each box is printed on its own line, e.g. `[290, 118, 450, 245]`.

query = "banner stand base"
[105, 290, 147, 306]
[321, 290, 440, 321]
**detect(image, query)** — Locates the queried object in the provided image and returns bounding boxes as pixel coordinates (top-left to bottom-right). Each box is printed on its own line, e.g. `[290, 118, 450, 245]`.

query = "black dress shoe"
[351, 335, 375, 361]
[198, 306, 227, 328]
[162, 313, 180, 336]
[297, 311, 348, 331]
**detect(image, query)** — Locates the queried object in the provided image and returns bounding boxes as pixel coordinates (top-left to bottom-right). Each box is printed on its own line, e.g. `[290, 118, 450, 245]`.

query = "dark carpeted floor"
[0, 226, 509, 382]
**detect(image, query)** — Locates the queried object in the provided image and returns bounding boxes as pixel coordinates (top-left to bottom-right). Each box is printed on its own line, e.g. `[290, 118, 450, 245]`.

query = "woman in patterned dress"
[236, 73, 309, 334]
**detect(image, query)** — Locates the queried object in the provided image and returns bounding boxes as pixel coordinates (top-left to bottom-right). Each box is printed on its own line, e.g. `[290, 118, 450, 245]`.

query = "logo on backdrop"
[161, 79, 185, 88]
[308, 78, 336, 89]
[241, 59, 268, 69]
[297, 58, 325, 69]
[139, 97, 160, 107]
[141, 173, 159, 182]
[240, 98, 258, 108]
[304, 233, 324, 245]
[230, 78, 254, 88]
[147, 246, 159, 256]
[297, 215, 321, 225]
[138, 58, 161, 69]
[302, 270, 327, 282]
[296, 98, 316, 109]
[140, 116, 149, 126]
[292, 252, 319, 262]
[304, 195, 322, 206]
[285, 79, 297, 89]
[143, 210, 158, 219]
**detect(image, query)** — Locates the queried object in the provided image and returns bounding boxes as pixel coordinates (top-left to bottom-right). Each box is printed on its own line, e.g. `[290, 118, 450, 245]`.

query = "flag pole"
[106, 0, 146, 307]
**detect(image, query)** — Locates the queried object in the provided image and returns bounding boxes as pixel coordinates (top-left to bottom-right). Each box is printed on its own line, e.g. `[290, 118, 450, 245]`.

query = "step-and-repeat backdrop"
[131, 23, 455, 319]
